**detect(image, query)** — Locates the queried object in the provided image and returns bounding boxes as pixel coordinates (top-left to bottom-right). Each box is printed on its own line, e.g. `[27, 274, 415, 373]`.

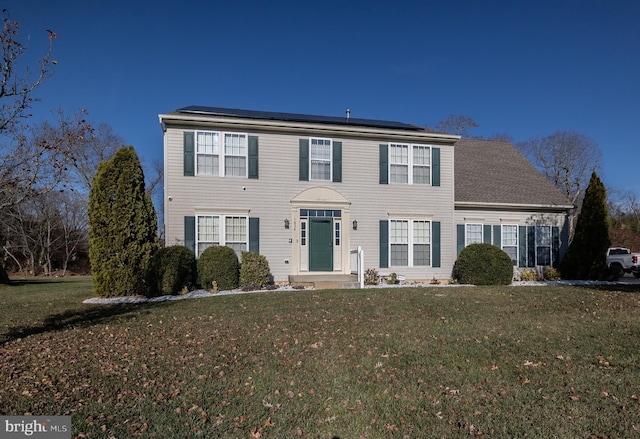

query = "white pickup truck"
[606, 247, 640, 279]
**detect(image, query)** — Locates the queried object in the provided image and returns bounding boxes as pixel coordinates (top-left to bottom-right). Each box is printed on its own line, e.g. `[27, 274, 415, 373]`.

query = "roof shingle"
[455, 138, 572, 208]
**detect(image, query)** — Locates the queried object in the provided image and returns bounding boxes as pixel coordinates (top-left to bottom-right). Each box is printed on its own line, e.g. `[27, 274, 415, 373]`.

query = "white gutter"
[455, 201, 574, 210]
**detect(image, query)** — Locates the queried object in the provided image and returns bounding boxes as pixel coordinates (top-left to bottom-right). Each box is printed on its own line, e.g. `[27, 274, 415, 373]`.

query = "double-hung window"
[465, 224, 483, 245]
[389, 143, 431, 185]
[196, 132, 219, 176]
[195, 131, 247, 177]
[197, 216, 220, 257]
[412, 220, 431, 266]
[196, 215, 247, 258]
[389, 219, 431, 267]
[390, 144, 409, 184]
[224, 134, 247, 177]
[412, 146, 431, 184]
[310, 138, 332, 180]
[502, 225, 518, 265]
[535, 225, 552, 266]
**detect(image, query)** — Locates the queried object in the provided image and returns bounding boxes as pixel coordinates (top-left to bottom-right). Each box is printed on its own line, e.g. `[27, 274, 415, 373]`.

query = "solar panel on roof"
[177, 105, 424, 131]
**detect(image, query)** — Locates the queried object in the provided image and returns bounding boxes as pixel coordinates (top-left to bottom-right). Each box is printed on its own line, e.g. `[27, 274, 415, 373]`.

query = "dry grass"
[1, 278, 640, 438]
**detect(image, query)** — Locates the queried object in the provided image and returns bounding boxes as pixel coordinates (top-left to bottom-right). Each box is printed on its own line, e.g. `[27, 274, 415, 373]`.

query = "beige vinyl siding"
[454, 209, 568, 230]
[165, 125, 456, 282]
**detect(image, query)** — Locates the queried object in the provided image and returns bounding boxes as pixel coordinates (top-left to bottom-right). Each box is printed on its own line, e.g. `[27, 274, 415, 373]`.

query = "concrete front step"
[289, 274, 360, 290]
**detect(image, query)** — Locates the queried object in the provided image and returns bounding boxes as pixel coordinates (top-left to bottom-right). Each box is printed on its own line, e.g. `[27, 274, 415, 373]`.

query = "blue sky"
[7, 0, 640, 197]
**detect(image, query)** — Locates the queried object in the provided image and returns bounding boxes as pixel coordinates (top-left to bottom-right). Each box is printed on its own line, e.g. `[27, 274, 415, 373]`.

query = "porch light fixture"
[284, 218, 290, 229]
[352, 219, 358, 230]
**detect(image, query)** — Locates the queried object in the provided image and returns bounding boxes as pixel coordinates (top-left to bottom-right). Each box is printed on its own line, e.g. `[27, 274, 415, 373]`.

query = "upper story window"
[310, 138, 332, 181]
[195, 131, 247, 177]
[388, 143, 432, 185]
[299, 138, 342, 183]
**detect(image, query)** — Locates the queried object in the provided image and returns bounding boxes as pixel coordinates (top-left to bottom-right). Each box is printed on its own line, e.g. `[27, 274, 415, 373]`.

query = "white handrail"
[350, 246, 364, 288]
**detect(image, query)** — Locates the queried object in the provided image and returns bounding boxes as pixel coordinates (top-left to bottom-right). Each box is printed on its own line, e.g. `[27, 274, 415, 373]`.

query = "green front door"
[309, 218, 333, 271]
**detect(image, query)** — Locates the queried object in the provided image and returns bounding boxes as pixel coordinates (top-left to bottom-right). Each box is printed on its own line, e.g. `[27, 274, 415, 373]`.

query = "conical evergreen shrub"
[560, 172, 610, 280]
[88, 146, 158, 297]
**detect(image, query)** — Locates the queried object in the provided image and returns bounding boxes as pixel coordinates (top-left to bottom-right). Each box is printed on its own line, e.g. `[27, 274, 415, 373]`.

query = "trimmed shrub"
[197, 246, 239, 291]
[239, 252, 270, 288]
[146, 246, 197, 296]
[543, 267, 561, 281]
[454, 243, 513, 285]
[520, 268, 540, 281]
[364, 268, 379, 285]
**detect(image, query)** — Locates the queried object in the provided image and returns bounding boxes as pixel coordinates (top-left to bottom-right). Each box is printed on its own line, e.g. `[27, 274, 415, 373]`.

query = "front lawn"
[1, 278, 639, 438]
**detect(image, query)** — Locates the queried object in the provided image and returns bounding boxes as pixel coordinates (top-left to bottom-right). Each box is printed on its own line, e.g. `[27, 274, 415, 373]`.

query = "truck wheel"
[609, 264, 624, 279]
[634, 273, 640, 279]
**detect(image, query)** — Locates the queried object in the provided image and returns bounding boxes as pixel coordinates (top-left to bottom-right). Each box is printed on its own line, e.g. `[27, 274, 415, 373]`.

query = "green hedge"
[146, 245, 197, 296]
[239, 252, 270, 288]
[197, 246, 239, 291]
[454, 243, 513, 285]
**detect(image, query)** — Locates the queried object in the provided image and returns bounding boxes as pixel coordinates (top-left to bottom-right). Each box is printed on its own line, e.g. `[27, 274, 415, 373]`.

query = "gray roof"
[455, 138, 572, 208]
[176, 105, 438, 132]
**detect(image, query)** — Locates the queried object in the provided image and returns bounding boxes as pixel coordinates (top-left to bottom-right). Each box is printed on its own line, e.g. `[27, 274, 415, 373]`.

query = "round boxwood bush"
[197, 246, 239, 291]
[239, 251, 270, 288]
[146, 245, 197, 296]
[454, 243, 513, 285]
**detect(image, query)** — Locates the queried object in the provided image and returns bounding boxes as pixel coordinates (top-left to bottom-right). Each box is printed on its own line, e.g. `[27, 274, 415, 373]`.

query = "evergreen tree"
[88, 146, 158, 297]
[560, 172, 610, 280]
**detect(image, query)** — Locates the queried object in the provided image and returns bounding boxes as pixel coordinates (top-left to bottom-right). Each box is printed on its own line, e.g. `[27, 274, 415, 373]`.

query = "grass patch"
[1, 279, 640, 437]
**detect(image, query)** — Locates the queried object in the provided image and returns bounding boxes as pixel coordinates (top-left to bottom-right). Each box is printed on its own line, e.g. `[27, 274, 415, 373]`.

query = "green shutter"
[432, 147, 440, 187]
[518, 226, 527, 267]
[379, 144, 388, 184]
[184, 132, 194, 176]
[552, 226, 560, 267]
[380, 220, 389, 268]
[332, 141, 342, 182]
[493, 225, 501, 247]
[527, 226, 536, 267]
[483, 225, 492, 244]
[249, 217, 260, 253]
[248, 136, 259, 179]
[185, 216, 195, 253]
[299, 139, 309, 181]
[432, 221, 441, 267]
[457, 224, 465, 256]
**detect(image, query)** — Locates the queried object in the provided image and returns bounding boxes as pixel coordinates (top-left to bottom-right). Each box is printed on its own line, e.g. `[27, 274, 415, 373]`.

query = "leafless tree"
[516, 130, 602, 237]
[431, 114, 479, 137]
[70, 122, 123, 193]
[0, 109, 93, 210]
[0, 10, 56, 134]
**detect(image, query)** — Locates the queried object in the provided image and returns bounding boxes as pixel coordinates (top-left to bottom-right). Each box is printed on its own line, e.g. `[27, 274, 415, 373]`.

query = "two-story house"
[159, 106, 572, 286]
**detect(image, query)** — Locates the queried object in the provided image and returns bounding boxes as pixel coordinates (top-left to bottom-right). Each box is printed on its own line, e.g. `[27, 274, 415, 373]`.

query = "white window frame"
[309, 137, 332, 181]
[465, 223, 483, 246]
[389, 143, 432, 185]
[389, 219, 432, 267]
[195, 130, 248, 178]
[195, 215, 248, 258]
[501, 224, 518, 266]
